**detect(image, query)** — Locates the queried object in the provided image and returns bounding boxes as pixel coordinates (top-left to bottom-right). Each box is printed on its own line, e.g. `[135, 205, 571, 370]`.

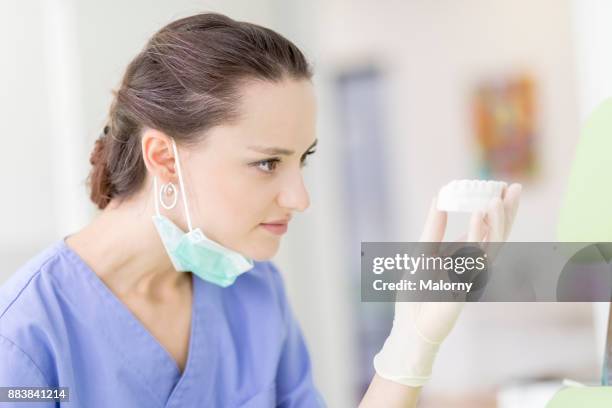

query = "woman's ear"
[141, 128, 176, 183]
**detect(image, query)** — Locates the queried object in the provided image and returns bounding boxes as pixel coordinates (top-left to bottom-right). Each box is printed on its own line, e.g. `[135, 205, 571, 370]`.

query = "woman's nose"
[277, 171, 310, 212]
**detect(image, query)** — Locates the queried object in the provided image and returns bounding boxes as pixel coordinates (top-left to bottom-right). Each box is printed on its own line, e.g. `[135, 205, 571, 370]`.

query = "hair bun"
[87, 130, 113, 209]
[89, 135, 107, 167]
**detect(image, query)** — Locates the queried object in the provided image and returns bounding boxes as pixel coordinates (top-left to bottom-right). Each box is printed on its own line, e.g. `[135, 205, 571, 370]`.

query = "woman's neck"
[65, 193, 189, 300]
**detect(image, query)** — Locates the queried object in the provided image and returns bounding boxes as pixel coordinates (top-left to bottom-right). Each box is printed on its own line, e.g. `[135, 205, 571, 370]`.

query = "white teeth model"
[436, 179, 507, 212]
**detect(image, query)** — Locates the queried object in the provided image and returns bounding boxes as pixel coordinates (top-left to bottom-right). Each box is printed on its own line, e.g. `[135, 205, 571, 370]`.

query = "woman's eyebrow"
[248, 139, 318, 156]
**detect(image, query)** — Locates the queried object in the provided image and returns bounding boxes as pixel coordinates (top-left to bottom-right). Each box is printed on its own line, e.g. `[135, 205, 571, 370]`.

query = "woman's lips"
[260, 222, 288, 235]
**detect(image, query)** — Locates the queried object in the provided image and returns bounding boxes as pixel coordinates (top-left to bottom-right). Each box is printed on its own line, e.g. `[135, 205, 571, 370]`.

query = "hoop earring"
[159, 182, 178, 210]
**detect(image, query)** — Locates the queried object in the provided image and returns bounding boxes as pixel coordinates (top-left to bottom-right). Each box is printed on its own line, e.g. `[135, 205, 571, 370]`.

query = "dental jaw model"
[437, 179, 507, 212]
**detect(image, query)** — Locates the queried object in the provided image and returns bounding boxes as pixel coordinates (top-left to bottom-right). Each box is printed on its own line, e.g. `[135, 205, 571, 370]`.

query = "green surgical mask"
[151, 139, 253, 287]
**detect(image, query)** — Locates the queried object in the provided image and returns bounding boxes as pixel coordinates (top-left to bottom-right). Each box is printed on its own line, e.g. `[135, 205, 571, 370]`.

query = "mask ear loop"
[171, 138, 194, 233]
[153, 177, 161, 217]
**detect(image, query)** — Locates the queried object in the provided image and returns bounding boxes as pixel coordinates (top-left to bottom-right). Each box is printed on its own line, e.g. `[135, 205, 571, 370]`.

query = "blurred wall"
[571, 0, 612, 121]
[1, 2, 60, 273]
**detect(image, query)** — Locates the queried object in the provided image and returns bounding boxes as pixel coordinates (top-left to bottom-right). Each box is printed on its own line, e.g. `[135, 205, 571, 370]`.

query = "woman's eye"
[255, 159, 280, 173]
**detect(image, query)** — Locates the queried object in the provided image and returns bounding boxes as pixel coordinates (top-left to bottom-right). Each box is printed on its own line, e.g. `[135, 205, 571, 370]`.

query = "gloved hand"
[373, 183, 522, 387]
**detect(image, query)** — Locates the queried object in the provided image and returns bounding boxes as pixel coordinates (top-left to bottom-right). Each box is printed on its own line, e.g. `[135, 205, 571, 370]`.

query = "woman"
[0, 12, 521, 407]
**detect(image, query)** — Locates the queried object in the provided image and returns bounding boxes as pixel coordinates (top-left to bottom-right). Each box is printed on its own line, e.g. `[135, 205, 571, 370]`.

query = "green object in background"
[557, 98, 612, 242]
[546, 386, 612, 407]
[551, 99, 612, 405]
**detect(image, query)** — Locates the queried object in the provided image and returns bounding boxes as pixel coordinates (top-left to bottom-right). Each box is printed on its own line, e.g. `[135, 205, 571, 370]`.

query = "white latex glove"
[373, 184, 522, 387]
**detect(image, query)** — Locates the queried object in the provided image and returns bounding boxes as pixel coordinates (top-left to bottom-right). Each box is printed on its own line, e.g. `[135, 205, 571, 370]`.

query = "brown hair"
[88, 12, 313, 209]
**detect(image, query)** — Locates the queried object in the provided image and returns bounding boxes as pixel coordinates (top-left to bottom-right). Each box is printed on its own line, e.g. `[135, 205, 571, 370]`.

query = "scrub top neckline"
[56, 236, 208, 407]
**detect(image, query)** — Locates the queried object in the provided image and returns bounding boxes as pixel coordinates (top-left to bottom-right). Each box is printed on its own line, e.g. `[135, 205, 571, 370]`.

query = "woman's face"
[178, 78, 317, 261]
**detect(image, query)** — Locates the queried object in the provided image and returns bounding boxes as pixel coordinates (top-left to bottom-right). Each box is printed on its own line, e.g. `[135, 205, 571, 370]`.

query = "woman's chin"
[242, 237, 281, 261]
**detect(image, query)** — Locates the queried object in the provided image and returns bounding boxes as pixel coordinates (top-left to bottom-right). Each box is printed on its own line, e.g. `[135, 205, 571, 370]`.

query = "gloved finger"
[419, 196, 447, 242]
[479, 197, 505, 264]
[485, 197, 505, 243]
[467, 211, 486, 243]
[501, 183, 522, 241]
[418, 197, 448, 264]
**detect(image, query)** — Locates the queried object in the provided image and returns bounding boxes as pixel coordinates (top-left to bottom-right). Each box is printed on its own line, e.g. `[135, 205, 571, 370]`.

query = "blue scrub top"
[0, 239, 325, 407]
